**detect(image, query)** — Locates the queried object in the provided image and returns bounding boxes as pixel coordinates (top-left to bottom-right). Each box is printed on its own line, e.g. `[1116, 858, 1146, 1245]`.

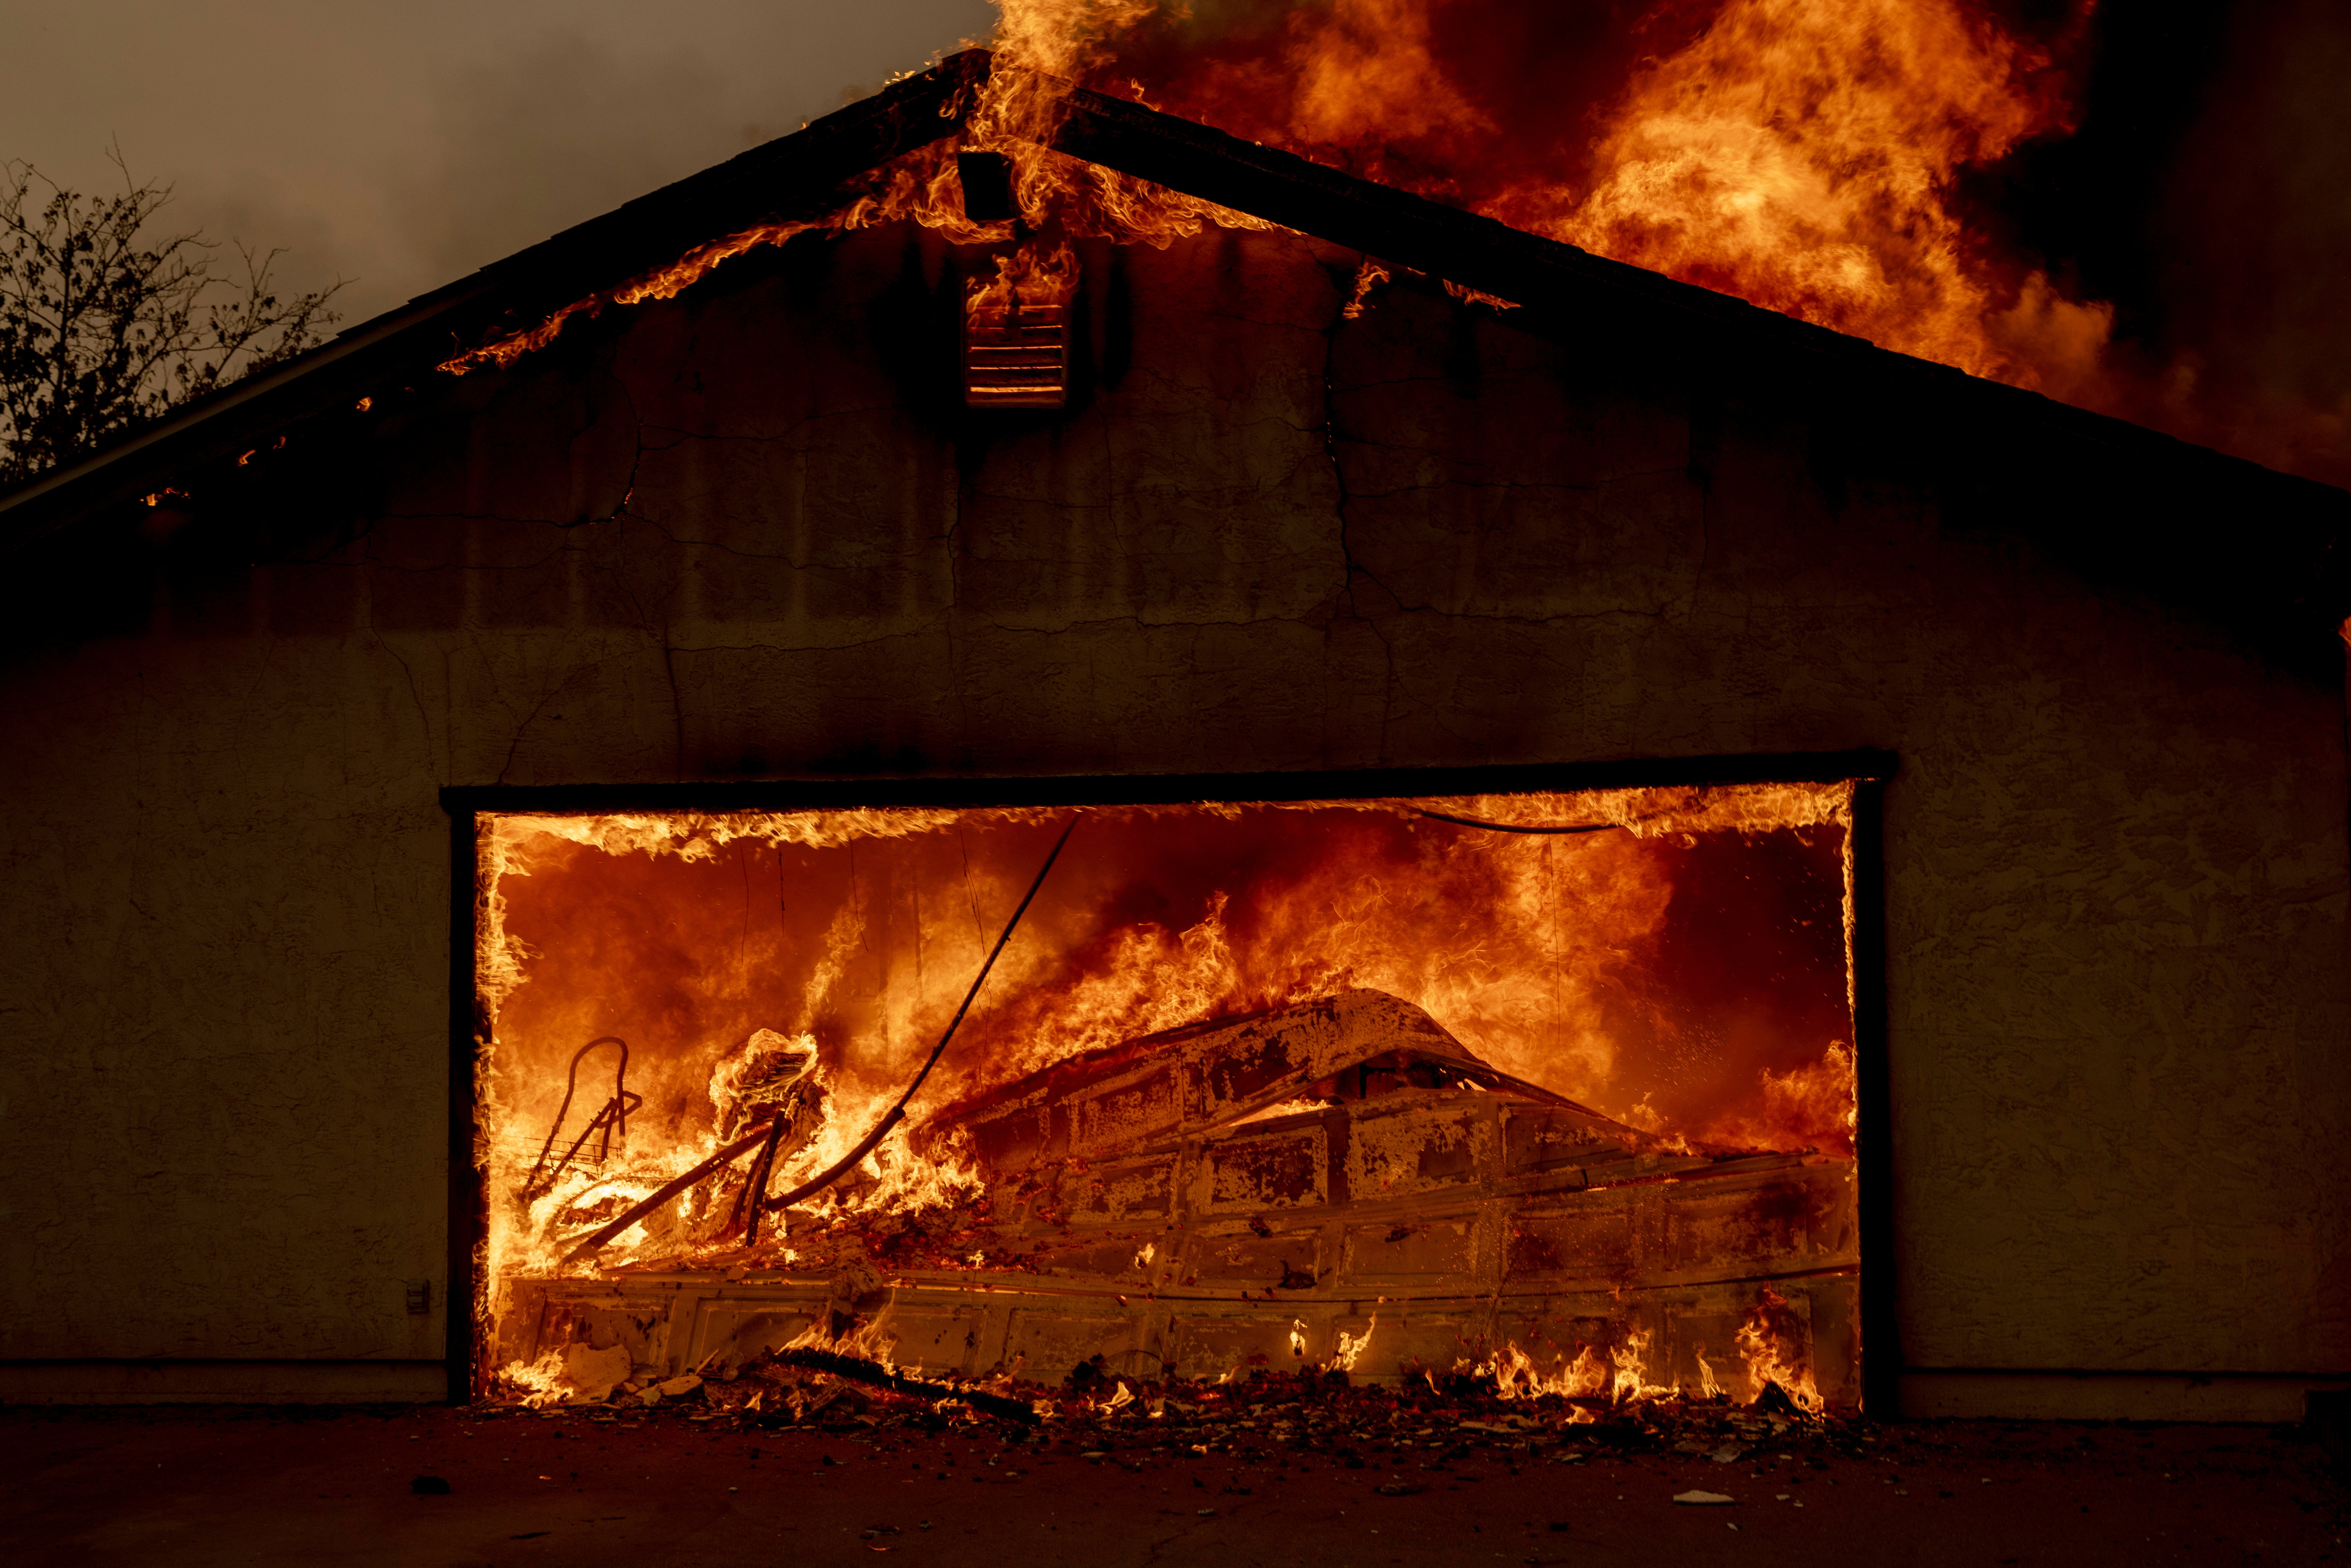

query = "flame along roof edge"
[3, 48, 2345, 574]
[0, 53, 995, 552]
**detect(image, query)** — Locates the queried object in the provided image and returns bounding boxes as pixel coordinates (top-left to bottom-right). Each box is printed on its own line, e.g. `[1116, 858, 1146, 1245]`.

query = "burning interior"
[477, 782, 1863, 1418]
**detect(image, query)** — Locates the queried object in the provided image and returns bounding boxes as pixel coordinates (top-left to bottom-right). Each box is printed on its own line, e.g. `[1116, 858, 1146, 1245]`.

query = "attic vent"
[964, 250, 1072, 410]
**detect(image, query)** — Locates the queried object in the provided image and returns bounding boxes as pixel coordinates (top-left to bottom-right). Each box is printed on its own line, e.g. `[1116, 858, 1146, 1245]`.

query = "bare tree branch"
[0, 152, 344, 485]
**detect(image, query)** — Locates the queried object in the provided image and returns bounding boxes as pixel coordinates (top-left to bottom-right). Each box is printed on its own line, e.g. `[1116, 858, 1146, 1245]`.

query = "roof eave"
[0, 51, 993, 552]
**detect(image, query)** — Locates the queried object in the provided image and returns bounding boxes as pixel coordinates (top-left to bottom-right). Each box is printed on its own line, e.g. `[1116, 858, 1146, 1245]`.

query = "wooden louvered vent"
[964, 259, 1071, 409]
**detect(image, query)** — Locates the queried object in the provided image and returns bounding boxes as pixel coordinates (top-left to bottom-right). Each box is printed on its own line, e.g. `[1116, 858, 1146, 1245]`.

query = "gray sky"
[2, 1, 997, 324]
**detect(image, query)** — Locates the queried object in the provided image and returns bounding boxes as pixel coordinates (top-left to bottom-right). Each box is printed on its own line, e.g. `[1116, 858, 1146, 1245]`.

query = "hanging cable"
[559, 811, 1081, 1266]
[760, 810, 1081, 1213]
[1413, 807, 1621, 835]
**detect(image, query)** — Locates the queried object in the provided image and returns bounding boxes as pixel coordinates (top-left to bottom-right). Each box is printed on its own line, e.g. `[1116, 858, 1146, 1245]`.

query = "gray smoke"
[0, 1, 995, 326]
[2152, 0, 2351, 485]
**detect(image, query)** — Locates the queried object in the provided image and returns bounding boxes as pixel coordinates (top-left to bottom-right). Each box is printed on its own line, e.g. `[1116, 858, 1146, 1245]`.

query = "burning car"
[493, 988, 1855, 1407]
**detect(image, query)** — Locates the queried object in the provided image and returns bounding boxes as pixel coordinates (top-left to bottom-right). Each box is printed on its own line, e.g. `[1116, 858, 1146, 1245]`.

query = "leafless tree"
[0, 151, 343, 486]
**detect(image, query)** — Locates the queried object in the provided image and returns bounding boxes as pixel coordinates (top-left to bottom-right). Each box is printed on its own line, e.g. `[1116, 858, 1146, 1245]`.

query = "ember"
[474, 783, 1864, 1423]
[492, 1333, 1866, 1478]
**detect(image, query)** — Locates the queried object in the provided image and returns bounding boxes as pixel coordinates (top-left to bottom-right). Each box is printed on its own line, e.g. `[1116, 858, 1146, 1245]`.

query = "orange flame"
[991, 0, 2179, 418]
[1694, 1343, 1724, 1400]
[429, 2, 2344, 484]
[1332, 1313, 1378, 1372]
[967, 242, 1078, 314]
[1464, 1339, 1612, 1401]
[1458, 1330, 1696, 1403]
[1542, 0, 2110, 389]
[1701, 1040, 1859, 1158]
[475, 787, 1855, 1296]
[1735, 1283, 1824, 1410]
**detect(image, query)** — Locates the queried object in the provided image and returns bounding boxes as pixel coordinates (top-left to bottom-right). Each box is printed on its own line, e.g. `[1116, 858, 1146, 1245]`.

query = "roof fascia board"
[0, 282, 498, 543]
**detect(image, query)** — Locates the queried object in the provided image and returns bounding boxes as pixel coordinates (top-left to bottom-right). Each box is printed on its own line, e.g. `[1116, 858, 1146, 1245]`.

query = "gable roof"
[0, 52, 992, 550]
[4, 48, 2344, 646]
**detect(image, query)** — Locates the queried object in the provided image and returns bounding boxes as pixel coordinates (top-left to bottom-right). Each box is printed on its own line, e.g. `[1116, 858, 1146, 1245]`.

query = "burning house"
[0, 49, 2346, 1425]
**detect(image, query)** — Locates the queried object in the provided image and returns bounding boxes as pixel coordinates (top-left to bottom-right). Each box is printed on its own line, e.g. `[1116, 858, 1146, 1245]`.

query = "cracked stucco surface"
[1, 222, 2344, 1392]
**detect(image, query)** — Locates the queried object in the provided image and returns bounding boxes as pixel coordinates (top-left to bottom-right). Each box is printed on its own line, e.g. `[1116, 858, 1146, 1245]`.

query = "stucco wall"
[2, 220, 2344, 1412]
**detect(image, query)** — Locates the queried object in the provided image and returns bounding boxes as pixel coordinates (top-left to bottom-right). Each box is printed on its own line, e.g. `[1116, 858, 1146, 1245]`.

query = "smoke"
[391, 33, 797, 290]
[2146, 0, 2351, 486]
[0, 2, 998, 326]
[367, 3, 1000, 312]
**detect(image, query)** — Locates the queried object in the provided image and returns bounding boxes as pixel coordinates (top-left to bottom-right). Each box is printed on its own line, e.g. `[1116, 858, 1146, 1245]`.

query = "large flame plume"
[437, 1, 2343, 483]
[1008, 0, 2109, 392]
[475, 784, 1855, 1295]
[984, 0, 2344, 478]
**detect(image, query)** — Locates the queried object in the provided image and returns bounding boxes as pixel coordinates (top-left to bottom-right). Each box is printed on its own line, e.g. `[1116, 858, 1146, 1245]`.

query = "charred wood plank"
[773, 1346, 1035, 1425]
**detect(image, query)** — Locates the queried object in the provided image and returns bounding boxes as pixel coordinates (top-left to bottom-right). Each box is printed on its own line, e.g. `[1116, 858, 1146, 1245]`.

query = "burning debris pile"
[490, 1312, 1854, 1476]
[493, 991, 1857, 1415]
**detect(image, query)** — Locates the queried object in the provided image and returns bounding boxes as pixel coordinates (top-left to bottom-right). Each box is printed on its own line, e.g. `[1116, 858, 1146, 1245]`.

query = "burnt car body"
[494, 990, 1858, 1403]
